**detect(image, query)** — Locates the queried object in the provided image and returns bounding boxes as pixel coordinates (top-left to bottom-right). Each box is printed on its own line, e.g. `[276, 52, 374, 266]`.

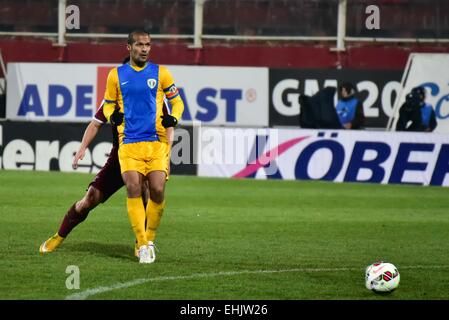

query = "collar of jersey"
[127, 62, 149, 72]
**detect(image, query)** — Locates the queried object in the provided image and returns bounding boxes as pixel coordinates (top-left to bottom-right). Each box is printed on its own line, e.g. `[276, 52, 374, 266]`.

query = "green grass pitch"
[0, 170, 448, 300]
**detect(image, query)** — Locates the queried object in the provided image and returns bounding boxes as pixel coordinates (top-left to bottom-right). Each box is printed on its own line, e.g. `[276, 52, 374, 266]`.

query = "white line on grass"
[65, 265, 449, 300]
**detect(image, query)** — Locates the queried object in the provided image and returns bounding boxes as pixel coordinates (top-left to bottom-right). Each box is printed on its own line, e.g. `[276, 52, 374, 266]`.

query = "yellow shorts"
[118, 140, 170, 178]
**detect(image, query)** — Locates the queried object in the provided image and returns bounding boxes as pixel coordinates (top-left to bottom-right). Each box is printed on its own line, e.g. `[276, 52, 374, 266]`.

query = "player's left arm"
[160, 66, 184, 127]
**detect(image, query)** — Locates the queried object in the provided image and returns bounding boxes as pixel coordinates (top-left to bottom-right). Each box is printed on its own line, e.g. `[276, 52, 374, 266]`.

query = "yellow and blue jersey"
[103, 62, 184, 144]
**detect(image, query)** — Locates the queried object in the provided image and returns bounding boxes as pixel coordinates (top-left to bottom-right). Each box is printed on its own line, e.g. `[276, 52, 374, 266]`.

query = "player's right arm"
[73, 120, 103, 169]
[73, 104, 109, 169]
[102, 68, 119, 123]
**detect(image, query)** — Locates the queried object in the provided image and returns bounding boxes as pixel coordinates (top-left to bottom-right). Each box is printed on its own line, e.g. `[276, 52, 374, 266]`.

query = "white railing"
[1, 0, 448, 48]
[65, 33, 193, 40]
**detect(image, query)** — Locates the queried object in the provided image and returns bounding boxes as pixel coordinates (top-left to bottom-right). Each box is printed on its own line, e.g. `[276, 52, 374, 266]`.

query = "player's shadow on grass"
[64, 241, 135, 261]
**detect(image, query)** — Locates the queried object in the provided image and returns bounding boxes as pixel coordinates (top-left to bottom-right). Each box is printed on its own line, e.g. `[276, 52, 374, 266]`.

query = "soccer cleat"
[39, 233, 65, 253]
[138, 245, 153, 264]
[147, 241, 156, 263]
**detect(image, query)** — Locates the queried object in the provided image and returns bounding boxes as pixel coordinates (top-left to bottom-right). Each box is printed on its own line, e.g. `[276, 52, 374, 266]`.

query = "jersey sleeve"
[160, 66, 184, 121]
[160, 66, 180, 100]
[104, 68, 119, 102]
[94, 103, 107, 123]
[103, 68, 119, 122]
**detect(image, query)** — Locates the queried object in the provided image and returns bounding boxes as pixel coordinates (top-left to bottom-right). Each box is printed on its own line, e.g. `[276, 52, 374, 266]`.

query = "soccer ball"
[365, 261, 400, 293]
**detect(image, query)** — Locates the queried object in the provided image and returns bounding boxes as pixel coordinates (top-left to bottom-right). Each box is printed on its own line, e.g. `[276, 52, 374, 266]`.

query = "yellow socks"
[127, 197, 147, 247]
[126, 197, 165, 247]
[146, 200, 165, 242]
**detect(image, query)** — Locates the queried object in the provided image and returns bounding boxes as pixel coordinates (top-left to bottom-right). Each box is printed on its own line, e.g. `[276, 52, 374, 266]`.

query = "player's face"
[128, 34, 151, 67]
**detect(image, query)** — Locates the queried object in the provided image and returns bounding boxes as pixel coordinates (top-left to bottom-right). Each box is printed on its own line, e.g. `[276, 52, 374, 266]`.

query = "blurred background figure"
[299, 87, 342, 129]
[335, 82, 365, 130]
[396, 86, 437, 132]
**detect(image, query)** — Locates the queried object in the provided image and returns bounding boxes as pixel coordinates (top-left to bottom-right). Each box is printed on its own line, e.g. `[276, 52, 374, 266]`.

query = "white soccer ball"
[365, 261, 400, 293]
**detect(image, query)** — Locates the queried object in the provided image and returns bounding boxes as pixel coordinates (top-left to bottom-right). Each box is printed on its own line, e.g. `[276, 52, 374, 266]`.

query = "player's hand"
[160, 115, 178, 128]
[110, 109, 124, 126]
[72, 148, 86, 170]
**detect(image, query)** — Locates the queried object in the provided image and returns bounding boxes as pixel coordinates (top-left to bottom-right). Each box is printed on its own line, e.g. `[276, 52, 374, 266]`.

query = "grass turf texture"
[0, 170, 448, 300]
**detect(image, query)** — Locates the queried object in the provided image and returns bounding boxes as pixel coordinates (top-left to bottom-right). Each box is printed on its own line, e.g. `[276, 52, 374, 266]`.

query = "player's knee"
[83, 188, 102, 209]
[150, 185, 165, 203]
[85, 193, 100, 208]
[126, 182, 142, 198]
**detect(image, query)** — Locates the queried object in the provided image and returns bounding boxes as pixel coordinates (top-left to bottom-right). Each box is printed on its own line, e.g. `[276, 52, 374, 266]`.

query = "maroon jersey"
[94, 103, 119, 147]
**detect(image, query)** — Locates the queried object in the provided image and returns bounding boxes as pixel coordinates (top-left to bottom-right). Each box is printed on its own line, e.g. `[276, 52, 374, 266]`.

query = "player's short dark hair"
[127, 30, 150, 45]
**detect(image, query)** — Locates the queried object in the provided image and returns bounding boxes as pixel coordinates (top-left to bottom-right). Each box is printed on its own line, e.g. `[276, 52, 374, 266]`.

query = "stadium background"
[1, 0, 449, 302]
[1, 0, 449, 184]
[1, 0, 449, 182]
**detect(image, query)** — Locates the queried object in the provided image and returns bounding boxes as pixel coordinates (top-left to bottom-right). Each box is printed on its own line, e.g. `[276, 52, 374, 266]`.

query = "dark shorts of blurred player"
[88, 146, 123, 204]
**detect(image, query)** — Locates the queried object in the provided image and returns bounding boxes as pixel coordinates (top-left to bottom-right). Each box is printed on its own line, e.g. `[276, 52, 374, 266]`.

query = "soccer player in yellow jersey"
[102, 30, 184, 264]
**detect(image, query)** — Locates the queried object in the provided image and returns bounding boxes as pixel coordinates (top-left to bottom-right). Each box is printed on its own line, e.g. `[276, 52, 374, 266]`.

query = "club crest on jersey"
[147, 79, 157, 89]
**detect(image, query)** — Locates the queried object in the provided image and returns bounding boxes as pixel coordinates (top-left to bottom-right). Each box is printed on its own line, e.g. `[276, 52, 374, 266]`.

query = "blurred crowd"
[1, 0, 448, 38]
